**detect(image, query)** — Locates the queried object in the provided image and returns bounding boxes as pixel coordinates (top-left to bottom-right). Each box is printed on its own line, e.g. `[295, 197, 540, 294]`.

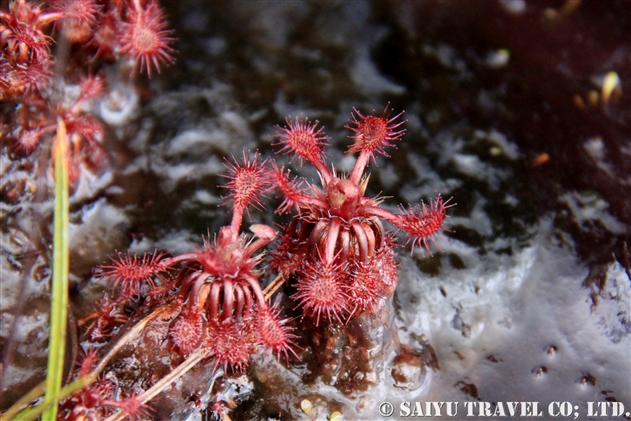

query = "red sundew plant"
[90, 152, 296, 368]
[269, 104, 453, 325]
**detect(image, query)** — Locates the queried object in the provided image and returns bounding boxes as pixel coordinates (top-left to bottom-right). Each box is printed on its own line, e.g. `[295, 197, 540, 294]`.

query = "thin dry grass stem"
[0, 380, 46, 420]
[94, 307, 166, 375]
[103, 348, 207, 421]
[263, 274, 285, 301]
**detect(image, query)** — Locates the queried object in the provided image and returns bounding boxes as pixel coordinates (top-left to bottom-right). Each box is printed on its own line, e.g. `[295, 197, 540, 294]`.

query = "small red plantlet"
[108, 395, 152, 421]
[76, 347, 100, 377]
[118, 0, 175, 77]
[16, 127, 49, 153]
[79, 295, 129, 342]
[57, 375, 117, 420]
[74, 74, 106, 108]
[269, 104, 454, 324]
[210, 399, 234, 421]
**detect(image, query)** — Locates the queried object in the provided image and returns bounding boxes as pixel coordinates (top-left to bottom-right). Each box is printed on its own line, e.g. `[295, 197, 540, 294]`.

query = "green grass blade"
[42, 120, 70, 421]
[2, 374, 96, 421]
